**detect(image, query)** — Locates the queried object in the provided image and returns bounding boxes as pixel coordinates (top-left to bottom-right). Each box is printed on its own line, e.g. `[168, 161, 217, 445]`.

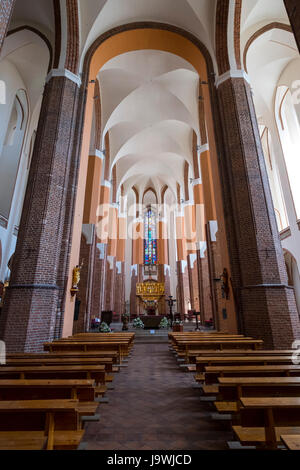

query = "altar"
[141, 315, 165, 329]
[136, 278, 165, 317]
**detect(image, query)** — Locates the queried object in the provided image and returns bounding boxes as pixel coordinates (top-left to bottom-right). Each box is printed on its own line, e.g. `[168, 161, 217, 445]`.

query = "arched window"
[144, 206, 157, 266]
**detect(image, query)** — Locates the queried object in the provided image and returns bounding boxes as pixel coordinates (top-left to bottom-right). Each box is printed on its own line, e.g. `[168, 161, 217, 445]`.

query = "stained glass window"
[144, 207, 157, 265]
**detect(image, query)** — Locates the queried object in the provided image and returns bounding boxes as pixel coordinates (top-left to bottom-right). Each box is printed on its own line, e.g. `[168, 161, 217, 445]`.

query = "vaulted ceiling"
[5, 0, 297, 205]
[98, 49, 199, 200]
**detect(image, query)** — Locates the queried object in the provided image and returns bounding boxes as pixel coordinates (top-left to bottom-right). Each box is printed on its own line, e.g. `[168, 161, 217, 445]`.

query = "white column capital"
[101, 180, 112, 188]
[107, 255, 115, 270]
[90, 149, 105, 160]
[96, 243, 106, 260]
[197, 143, 209, 155]
[180, 260, 188, 274]
[164, 265, 171, 276]
[215, 69, 250, 88]
[131, 264, 138, 276]
[189, 253, 197, 268]
[192, 177, 202, 187]
[209, 220, 218, 242]
[116, 261, 122, 274]
[82, 224, 95, 245]
[46, 69, 82, 87]
[196, 241, 207, 258]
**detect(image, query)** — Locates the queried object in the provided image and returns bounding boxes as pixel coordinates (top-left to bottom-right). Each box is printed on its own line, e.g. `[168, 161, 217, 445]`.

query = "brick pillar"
[176, 260, 190, 319]
[91, 243, 107, 318]
[157, 219, 170, 315]
[130, 218, 144, 317]
[217, 76, 300, 348]
[196, 245, 213, 324]
[130, 265, 139, 318]
[104, 205, 118, 312]
[205, 223, 221, 330]
[0, 0, 15, 53]
[0, 75, 80, 352]
[284, 0, 300, 52]
[104, 255, 116, 311]
[187, 253, 200, 312]
[157, 264, 171, 315]
[114, 261, 125, 320]
[73, 227, 96, 334]
[114, 218, 126, 320]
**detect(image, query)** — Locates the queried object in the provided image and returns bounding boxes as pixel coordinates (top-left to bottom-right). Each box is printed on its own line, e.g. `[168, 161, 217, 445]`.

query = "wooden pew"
[169, 335, 247, 350]
[7, 350, 119, 362]
[6, 357, 116, 373]
[44, 341, 127, 361]
[0, 399, 84, 450]
[0, 365, 106, 385]
[176, 340, 263, 356]
[196, 356, 295, 373]
[203, 365, 300, 385]
[233, 397, 300, 449]
[214, 377, 300, 415]
[0, 379, 96, 401]
[281, 435, 300, 450]
[0, 431, 48, 450]
[182, 349, 296, 364]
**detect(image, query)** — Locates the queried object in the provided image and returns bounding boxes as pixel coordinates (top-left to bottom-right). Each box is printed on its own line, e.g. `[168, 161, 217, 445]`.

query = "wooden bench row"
[0, 331, 135, 450]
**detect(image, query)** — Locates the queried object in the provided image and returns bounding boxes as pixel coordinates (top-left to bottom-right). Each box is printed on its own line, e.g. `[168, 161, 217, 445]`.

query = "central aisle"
[84, 343, 233, 450]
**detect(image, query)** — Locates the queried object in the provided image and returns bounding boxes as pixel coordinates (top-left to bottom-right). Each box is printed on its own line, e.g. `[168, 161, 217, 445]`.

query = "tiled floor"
[84, 343, 233, 450]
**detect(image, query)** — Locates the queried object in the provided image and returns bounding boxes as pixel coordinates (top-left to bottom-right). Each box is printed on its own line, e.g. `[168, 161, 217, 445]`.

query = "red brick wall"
[73, 232, 96, 334]
[157, 265, 171, 315]
[216, 76, 300, 347]
[187, 255, 200, 312]
[177, 261, 190, 319]
[91, 244, 107, 319]
[114, 261, 125, 319]
[0, 76, 80, 352]
[104, 257, 116, 312]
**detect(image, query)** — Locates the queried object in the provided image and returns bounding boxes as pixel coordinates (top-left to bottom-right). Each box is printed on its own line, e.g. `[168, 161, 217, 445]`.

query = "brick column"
[0, 0, 15, 53]
[73, 227, 96, 334]
[114, 216, 126, 319]
[187, 253, 200, 312]
[114, 261, 125, 320]
[0, 74, 80, 352]
[205, 222, 221, 330]
[104, 205, 118, 312]
[175, 209, 190, 318]
[157, 264, 171, 315]
[157, 218, 170, 315]
[130, 218, 144, 317]
[217, 75, 300, 348]
[284, 0, 300, 52]
[91, 242, 107, 318]
[176, 260, 190, 319]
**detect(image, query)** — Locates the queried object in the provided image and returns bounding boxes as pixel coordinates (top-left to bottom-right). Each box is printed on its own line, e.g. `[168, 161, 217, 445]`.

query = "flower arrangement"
[159, 317, 169, 329]
[174, 318, 183, 325]
[132, 317, 144, 329]
[100, 321, 111, 333]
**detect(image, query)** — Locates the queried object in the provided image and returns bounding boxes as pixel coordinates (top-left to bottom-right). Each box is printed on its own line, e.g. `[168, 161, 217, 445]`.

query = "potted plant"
[159, 317, 169, 329]
[99, 321, 111, 333]
[173, 319, 184, 332]
[132, 317, 144, 329]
